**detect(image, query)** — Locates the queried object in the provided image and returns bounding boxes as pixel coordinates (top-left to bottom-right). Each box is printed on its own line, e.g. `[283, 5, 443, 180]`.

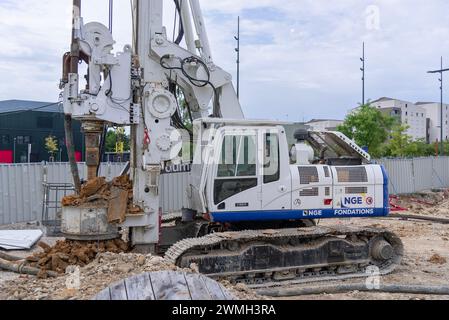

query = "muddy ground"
[0, 190, 448, 300]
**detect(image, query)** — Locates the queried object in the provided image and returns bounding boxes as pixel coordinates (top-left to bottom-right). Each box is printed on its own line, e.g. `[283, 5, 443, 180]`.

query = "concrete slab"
[0, 230, 43, 250]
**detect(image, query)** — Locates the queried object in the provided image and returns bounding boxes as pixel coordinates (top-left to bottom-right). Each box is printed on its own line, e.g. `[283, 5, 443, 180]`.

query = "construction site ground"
[0, 190, 448, 300]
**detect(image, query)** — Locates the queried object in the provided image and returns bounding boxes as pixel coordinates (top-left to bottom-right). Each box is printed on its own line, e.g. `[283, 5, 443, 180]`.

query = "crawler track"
[165, 225, 404, 288]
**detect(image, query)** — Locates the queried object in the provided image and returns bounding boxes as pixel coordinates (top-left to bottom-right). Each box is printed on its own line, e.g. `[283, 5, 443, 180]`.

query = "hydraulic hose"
[0, 251, 23, 262]
[0, 258, 59, 278]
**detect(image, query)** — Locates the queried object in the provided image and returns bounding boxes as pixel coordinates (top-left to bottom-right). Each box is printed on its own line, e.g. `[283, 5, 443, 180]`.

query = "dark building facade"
[0, 100, 84, 163]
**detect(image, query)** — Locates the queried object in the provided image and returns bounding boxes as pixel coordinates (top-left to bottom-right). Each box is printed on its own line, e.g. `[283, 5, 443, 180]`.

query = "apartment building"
[306, 119, 344, 132]
[416, 102, 449, 143]
[371, 97, 427, 141]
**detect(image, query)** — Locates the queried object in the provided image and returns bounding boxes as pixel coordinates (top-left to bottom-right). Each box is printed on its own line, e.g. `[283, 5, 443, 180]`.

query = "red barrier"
[0, 150, 13, 163]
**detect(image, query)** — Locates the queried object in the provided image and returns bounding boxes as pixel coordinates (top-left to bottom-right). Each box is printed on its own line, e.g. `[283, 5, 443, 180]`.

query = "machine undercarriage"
[162, 216, 403, 287]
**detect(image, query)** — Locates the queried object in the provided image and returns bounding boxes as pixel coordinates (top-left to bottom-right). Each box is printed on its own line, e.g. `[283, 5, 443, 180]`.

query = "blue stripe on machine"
[210, 208, 388, 223]
[380, 165, 390, 215]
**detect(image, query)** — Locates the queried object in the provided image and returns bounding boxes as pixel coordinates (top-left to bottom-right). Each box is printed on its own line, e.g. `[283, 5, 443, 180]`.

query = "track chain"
[165, 225, 404, 289]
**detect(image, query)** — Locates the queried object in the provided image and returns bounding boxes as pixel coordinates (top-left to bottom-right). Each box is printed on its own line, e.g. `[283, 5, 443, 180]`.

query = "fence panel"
[0, 163, 43, 225]
[2, 158, 449, 225]
[377, 158, 415, 194]
[412, 158, 434, 192]
[0, 162, 126, 225]
[432, 157, 449, 188]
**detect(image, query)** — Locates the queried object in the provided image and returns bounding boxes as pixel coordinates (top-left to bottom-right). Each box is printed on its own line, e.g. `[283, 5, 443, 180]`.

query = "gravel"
[0, 252, 264, 300]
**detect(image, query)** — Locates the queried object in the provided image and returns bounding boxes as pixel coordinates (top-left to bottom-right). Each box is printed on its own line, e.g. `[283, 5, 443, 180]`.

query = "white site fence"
[376, 157, 449, 195]
[0, 162, 190, 225]
[1, 158, 449, 225]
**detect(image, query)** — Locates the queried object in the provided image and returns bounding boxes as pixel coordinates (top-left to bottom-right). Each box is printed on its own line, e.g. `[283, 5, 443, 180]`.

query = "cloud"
[0, 0, 449, 122]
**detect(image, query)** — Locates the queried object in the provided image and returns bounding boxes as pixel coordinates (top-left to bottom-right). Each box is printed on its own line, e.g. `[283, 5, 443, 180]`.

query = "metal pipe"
[97, 124, 108, 177]
[388, 213, 449, 224]
[189, 0, 213, 63]
[257, 283, 449, 297]
[235, 16, 240, 99]
[64, 115, 82, 193]
[71, 0, 81, 74]
[65, 0, 82, 193]
[0, 258, 59, 278]
[0, 251, 23, 262]
[83, 122, 104, 180]
[440, 56, 444, 155]
[180, 0, 196, 54]
[109, 0, 114, 32]
[361, 42, 365, 105]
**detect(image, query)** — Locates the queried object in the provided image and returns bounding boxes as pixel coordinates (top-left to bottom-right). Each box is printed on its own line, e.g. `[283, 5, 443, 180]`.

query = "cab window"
[217, 135, 256, 177]
[264, 133, 280, 184]
[214, 134, 257, 205]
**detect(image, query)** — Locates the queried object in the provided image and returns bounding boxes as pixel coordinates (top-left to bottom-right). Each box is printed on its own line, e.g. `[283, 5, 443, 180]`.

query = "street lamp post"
[234, 16, 240, 99]
[109, 0, 113, 32]
[427, 56, 449, 156]
[360, 42, 365, 105]
[13, 137, 16, 163]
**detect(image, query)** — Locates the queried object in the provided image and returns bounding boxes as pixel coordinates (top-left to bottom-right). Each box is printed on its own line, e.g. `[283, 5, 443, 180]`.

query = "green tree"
[337, 104, 396, 157]
[45, 135, 58, 161]
[408, 139, 437, 157]
[386, 124, 417, 157]
[105, 129, 130, 153]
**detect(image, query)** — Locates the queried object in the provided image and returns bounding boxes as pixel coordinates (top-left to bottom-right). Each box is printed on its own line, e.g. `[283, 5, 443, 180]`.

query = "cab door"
[209, 129, 262, 213]
[261, 129, 292, 210]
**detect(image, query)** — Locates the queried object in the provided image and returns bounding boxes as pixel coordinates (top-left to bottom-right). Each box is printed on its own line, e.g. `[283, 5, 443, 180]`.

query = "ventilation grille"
[346, 187, 368, 194]
[300, 188, 319, 197]
[298, 167, 319, 184]
[336, 167, 368, 183]
[323, 166, 330, 178]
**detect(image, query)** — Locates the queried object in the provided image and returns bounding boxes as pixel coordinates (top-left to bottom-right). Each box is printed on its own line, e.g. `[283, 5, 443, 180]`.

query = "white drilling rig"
[60, 0, 403, 286]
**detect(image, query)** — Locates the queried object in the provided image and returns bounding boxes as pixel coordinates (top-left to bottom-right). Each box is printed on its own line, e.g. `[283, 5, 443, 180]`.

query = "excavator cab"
[188, 119, 389, 225]
[205, 124, 292, 219]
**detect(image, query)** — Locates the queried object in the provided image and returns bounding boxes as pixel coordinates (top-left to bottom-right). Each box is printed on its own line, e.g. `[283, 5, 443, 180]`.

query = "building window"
[405, 112, 408, 116]
[1, 135, 9, 145]
[16, 136, 31, 144]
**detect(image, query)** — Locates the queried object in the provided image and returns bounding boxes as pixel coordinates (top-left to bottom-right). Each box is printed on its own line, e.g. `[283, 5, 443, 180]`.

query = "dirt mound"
[428, 254, 447, 265]
[61, 175, 143, 216]
[26, 239, 129, 277]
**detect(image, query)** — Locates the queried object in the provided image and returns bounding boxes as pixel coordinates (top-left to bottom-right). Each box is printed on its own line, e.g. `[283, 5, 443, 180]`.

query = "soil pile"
[26, 239, 129, 277]
[61, 175, 143, 217]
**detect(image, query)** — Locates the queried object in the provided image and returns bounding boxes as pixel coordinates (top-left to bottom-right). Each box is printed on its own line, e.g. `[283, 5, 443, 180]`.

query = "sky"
[1, 0, 449, 122]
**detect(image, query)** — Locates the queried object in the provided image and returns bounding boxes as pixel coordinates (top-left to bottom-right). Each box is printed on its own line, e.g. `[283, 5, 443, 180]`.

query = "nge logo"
[343, 197, 363, 206]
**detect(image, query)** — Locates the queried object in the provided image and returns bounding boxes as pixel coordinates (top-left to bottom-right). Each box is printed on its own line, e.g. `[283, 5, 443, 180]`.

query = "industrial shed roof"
[0, 100, 61, 114]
